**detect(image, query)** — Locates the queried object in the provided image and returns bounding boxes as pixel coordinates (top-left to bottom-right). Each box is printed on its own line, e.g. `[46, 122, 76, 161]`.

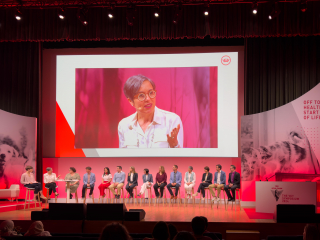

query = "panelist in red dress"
[98, 167, 112, 197]
[118, 74, 183, 148]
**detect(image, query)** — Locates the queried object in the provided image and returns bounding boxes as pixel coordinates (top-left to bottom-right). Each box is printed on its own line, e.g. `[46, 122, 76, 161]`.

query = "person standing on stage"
[21, 166, 47, 201]
[98, 167, 112, 198]
[125, 166, 138, 198]
[137, 168, 153, 199]
[224, 165, 240, 202]
[109, 166, 126, 199]
[64, 167, 80, 199]
[154, 166, 167, 198]
[81, 166, 96, 200]
[43, 167, 60, 198]
[193, 166, 212, 199]
[184, 166, 196, 199]
[167, 165, 182, 200]
[208, 164, 226, 202]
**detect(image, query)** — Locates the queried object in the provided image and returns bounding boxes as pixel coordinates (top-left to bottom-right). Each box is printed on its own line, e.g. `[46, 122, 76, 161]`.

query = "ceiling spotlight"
[300, 0, 307, 12]
[204, 5, 209, 16]
[77, 8, 88, 26]
[58, 8, 65, 19]
[108, 7, 114, 19]
[154, 6, 160, 17]
[15, 9, 22, 20]
[126, 6, 136, 26]
[268, 2, 280, 20]
[252, 2, 258, 14]
[173, 4, 183, 24]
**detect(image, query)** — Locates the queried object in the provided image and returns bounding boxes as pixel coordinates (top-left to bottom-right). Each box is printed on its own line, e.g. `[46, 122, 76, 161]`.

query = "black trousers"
[24, 183, 42, 194]
[224, 184, 240, 200]
[45, 182, 57, 195]
[126, 183, 138, 196]
[197, 182, 210, 198]
[154, 183, 167, 197]
[82, 184, 94, 198]
[167, 183, 180, 196]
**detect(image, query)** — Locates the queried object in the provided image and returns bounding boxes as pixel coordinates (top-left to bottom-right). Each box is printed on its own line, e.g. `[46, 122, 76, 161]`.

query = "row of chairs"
[24, 185, 241, 210]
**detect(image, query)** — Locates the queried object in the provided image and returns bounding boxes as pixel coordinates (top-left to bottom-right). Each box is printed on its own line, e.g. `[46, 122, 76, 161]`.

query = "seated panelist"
[64, 167, 80, 199]
[184, 166, 196, 199]
[125, 166, 138, 198]
[21, 166, 46, 201]
[167, 165, 182, 200]
[193, 166, 212, 199]
[98, 167, 112, 197]
[224, 165, 240, 202]
[81, 166, 96, 200]
[137, 168, 153, 199]
[43, 167, 60, 198]
[109, 166, 126, 199]
[154, 166, 167, 198]
[208, 164, 226, 202]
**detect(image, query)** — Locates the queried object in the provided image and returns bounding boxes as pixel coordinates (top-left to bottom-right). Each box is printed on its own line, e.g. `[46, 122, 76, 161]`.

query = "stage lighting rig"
[58, 8, 65, 19]
[77, 8, 88, 26]
[173, 4, 183, 24]
[204, 5, 209, 16]
[300, 0, 307, 12]
[126, 5, 136, 26]
[268, 2, 280, 20]
[15, 9, 22, 20]
[252, 1, 258, 14]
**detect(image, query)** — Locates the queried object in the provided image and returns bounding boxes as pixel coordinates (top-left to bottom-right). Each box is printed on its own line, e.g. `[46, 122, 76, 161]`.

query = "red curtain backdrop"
[0, 2, 320, 42]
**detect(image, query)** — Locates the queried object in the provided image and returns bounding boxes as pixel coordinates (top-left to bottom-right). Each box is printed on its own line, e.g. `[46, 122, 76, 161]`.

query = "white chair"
[0, 184, 20, 202]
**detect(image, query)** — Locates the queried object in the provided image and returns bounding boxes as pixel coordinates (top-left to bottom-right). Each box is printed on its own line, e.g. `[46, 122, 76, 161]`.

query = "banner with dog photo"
[0, 109, 36, 198]
[241, 83, 320, 201]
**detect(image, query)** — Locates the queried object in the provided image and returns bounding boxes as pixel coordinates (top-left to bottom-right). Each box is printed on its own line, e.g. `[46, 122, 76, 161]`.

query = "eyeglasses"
[134, 90, 157, 102]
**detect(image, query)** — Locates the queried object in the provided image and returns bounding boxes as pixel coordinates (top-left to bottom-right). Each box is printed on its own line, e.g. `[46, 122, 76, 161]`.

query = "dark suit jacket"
[201, 173, 213, 184]
[127, 173, 138, 184]
[228, 171, 240, 186]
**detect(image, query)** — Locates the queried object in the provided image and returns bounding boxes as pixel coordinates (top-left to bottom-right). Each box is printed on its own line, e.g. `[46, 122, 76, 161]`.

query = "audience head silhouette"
[99, 222, 132, 240]
[303, 224, 320, 240]
[152, 221, 170, 240]
[173, 231, 196, 240]
[192, 216, 207, 236]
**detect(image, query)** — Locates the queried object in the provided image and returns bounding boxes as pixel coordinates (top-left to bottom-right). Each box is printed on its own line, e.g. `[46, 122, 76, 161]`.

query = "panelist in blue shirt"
[208, 164, 226, 202]
[109, 166, 126, 199]
[167, 165, 182, 200]
[81, 166, 96, 199]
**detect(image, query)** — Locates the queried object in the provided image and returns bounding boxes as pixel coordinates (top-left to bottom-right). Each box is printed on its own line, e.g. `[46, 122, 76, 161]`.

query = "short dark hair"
[99, 222, 132, 240]
[123, 74, 156, 102]
[204, 166, 210, 171]
[86, 166, 92, 170]
[200, 216, 208, 230]
[304, 224, 320, 240]
[230, 165, 236, 170]
[152, 221, 169, 240]
[25, 166, 33, 171]
[117, 166, 122, 170]
[216, 164, 222, 170]
[173, 165, 178, 169]
[144, 168, 149, 174]
[168, 224, 178, 240]
[191, 216, 206, 236]
[70, 167, 76, 173]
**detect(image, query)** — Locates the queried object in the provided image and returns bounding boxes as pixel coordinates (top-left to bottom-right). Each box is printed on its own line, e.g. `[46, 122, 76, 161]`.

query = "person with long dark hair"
[98, 167, 112, 198]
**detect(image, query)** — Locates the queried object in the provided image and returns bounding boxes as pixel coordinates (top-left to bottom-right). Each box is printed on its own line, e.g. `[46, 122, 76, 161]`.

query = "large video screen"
[55, 52, 239, 157]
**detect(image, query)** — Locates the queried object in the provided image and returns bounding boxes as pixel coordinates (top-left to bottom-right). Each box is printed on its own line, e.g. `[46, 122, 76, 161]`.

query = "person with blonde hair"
[24, 221, 51, 236]
[154, 166, 167, 198]
[125, 166, 138, 198]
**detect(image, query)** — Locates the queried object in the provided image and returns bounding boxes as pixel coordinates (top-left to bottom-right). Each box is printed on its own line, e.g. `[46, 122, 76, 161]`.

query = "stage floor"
[0, 201, 275, 223]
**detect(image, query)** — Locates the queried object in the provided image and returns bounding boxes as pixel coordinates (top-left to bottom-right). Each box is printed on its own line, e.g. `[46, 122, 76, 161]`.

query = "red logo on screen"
[221, 55, 231, 65]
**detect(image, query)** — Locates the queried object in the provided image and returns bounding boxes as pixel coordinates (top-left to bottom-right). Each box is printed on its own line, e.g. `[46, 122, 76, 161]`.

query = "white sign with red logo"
[256, 181, 317, 213]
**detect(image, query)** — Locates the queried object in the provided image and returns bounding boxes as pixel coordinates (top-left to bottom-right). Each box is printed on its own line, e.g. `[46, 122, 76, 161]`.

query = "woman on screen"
[118, 74, 183, 148]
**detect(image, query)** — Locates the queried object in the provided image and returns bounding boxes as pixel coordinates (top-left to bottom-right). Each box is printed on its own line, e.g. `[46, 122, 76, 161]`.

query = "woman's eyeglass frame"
[134, 90, 157, 102]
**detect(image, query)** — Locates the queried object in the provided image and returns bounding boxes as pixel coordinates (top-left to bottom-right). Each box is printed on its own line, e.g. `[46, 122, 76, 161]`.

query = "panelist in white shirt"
[43, 167, 60, 198]
[184, 166, 196, 199]
[118, 74, 183, 148]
